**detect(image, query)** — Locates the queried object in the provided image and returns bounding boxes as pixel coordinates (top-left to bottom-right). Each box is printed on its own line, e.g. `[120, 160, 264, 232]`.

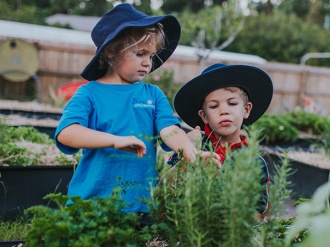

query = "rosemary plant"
[150, 130, 293, 247]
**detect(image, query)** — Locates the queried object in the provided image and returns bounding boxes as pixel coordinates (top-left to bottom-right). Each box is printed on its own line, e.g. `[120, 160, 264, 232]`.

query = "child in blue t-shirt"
[55, 3, 219, 217]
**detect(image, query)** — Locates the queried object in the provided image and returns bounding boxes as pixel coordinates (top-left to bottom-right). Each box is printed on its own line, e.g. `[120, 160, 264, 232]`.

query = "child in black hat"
[167, 63, 273, 217]
[54, 3, 219, 220]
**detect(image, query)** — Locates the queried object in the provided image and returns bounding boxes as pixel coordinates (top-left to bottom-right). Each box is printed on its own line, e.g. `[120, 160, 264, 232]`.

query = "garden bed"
[0, 99, 61, 138]
[263, 146, 330, 199]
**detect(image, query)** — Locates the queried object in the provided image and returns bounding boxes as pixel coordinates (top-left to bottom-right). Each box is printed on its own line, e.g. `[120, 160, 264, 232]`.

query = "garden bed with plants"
[0, 99, 62, 139]
[249, 110, 330, 200]
[250, 110, 330, 169]
[0, 118, 80, 221]
[1, 133, 329, 246]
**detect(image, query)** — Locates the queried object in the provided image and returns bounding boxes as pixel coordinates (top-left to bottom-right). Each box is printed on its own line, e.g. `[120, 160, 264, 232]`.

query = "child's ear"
[198, 110, 208, 124]
[107, 52, 114, 60]
[243, 102, 253, 119]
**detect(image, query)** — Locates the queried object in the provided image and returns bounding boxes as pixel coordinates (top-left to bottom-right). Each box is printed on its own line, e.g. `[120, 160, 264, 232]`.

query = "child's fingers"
[194, 126, 201, 131]
[199, 151, 221, 167]
[129, 143, 146, 157]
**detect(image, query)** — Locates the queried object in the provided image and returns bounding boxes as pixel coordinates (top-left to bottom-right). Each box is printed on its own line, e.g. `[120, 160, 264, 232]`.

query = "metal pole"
[300, 52, 330, 65]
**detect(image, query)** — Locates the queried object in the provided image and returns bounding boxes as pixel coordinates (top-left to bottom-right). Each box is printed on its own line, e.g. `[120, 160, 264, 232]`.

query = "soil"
[0, 113, 59, 127]
[0, 99, 62, 113]
[286, 149, 330, 169]
[264, 145, 330, 170]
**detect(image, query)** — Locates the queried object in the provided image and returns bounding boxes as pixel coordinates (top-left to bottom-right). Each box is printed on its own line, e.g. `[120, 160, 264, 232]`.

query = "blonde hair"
[224, 87, 250, 105]
[200, 86, 250, 109]
[99, 23, 166, 69]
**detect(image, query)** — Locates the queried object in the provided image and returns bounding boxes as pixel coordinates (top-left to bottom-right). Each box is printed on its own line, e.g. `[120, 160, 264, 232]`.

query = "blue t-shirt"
[55, 81, 180, 212]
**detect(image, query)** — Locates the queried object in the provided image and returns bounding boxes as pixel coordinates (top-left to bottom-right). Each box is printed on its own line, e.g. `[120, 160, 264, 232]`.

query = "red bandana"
[204, 124, 248, 163]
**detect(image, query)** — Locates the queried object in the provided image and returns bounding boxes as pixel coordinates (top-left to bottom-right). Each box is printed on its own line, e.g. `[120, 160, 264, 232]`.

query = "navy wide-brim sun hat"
[174, 64, 273, 129]
[81, 3, 181, 81]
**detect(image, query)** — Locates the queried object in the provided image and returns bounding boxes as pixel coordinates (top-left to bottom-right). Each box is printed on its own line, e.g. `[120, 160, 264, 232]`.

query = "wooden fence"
[0, 38, 329, 116]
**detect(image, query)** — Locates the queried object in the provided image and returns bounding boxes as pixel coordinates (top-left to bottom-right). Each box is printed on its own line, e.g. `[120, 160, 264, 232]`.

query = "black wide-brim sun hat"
[174, 63, 273, 130]
[81, 3, 181, 81]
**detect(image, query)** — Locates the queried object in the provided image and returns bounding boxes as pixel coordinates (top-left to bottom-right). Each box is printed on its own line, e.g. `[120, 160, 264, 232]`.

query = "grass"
[0, 218, 31, 241]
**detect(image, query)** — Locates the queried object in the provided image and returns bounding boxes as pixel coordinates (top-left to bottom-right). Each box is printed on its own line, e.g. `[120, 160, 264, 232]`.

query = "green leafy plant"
[248, 111, 330, 149]
[308, 117, 330, 156]
[25, 190, 155, 247]
[284, 111, 330, 135]
[0, 143, 39, 166]
[0, 119, 81, 166]
[0, 119, 53, 145]
[248, 114, 299, 144]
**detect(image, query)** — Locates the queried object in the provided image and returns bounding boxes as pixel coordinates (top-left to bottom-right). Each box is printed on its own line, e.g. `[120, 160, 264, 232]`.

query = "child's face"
[198, 87, 252, 143]
[107, 38, 158, 84]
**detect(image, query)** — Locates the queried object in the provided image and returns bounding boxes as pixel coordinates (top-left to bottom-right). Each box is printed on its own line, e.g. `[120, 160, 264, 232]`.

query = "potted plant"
[0, 119, 80, 221]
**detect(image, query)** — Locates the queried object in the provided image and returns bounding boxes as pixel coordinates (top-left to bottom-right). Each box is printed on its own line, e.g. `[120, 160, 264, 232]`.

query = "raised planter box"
[0, 240, 24, 247]
[264, 151, 330, 200]
[0, 165, 74, 221]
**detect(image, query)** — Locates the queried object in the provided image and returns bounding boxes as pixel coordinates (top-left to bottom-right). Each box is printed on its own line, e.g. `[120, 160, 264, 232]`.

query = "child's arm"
[57, 124, 146, 157]
[160, 125, 220, 164]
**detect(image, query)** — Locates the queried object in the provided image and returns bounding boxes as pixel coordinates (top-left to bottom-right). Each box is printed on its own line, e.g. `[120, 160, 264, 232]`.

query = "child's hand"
[181, 147, 221, 168]
[199, 151, 222, 169]
[114, 136, 146, 157]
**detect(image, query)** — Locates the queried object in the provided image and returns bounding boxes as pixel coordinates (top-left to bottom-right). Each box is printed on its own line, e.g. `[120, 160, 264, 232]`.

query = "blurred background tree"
[1, 0, 330, 67]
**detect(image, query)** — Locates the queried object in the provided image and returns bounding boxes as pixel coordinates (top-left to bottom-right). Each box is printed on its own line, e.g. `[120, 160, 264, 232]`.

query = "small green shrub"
[25, 190, 155, 247]
[284, 111, 330, 135]
[0, 143, 39, 166]
[0, 119, 53, 145]
[249, 114, 299, 144]
[0, 119, 81, 166]
[248, 111, 330, 150]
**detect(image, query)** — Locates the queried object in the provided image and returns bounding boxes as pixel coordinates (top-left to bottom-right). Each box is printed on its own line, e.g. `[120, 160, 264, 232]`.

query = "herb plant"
[25, 190, 155, 247]
[149, 130, 293, 247]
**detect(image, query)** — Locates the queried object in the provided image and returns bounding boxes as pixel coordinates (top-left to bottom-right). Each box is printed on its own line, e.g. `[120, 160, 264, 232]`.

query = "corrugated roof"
[0, 19, 93, 45]
[45, 14, 100, 32]
[0, 19, 266, 64]
[173, 45, 267, 64]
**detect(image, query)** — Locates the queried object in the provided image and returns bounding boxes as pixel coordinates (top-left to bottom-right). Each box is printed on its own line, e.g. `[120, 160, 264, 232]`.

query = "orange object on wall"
[57, 80, 88, 101]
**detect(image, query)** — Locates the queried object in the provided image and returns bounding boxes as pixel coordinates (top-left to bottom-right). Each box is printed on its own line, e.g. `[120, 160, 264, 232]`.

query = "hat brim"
[174, 65, 273, 130]
[81, 15, 180, 81]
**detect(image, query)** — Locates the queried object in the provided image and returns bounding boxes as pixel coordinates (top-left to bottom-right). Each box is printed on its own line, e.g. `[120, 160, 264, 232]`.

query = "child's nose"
[219, 108, 229, 115]
[142, 57, 152, 67]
